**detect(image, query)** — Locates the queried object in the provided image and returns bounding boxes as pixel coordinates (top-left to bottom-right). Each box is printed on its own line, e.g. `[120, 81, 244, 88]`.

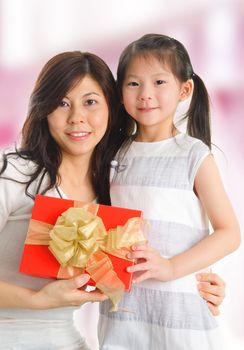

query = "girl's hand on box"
[127, 244, 174, 283]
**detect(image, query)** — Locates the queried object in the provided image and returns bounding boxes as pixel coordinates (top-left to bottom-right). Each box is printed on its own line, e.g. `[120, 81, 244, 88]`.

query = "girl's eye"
[128, 81, 139, 87]
[85, 99, 97, 106]
[59, 100, 69, 107]
[156, 80, 165, 85]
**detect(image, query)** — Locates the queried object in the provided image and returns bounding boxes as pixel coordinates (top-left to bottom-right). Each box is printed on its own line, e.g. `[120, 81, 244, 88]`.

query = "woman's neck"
[57, 154, 95, 202]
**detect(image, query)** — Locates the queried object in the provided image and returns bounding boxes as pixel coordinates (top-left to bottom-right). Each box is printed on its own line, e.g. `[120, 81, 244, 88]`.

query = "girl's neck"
[135, 125, 179, 142]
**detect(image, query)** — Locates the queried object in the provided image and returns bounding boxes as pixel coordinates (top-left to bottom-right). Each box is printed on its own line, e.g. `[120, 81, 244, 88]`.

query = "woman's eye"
[128, 81, 139, 87]
[59, 100, 69, 107]
[85, 99, 97, 106]
[156, 80, 165, 85]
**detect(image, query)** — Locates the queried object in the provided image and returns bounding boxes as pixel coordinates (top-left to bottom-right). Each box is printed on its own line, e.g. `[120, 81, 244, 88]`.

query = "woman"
[0, 51, 123, 349]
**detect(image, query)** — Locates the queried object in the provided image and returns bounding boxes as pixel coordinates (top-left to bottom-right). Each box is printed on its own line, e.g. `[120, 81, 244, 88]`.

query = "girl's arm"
[0, 275, 107, 309]
[169, 154, 240, 279]
[127, 155, 240, 281]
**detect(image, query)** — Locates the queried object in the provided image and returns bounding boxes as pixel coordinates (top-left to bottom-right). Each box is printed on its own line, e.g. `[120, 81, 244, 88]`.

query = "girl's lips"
[137, 107, 158, 112]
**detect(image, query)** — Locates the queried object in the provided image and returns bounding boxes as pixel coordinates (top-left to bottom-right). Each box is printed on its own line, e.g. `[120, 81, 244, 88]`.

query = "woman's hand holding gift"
[32, 274, 108, 309]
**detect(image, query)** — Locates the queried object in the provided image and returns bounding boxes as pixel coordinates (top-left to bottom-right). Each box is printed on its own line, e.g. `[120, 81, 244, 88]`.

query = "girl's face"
[47, 75, 109, 160]
[122, 55, 192, 141]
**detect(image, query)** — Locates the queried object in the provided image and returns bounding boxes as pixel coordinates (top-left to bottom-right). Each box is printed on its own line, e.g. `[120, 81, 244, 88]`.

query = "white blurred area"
[0, 0, 243, 349]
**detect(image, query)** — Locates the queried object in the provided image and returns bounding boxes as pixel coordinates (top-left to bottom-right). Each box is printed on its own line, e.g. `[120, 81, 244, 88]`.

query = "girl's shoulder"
[178, 133, 209, 149]
[177, 133, 210, 157]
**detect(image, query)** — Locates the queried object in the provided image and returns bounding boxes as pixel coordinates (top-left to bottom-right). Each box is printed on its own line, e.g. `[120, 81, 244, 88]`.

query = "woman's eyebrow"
[82, 92, 100, 97]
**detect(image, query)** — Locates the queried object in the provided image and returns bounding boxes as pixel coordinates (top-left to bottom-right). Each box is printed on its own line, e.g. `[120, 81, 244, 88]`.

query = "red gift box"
[19, 195, 142, 291]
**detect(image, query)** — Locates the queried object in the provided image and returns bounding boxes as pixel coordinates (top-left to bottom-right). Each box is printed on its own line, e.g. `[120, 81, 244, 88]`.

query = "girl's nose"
[138, 87, 152, 101]
[138, 95, 152, 101]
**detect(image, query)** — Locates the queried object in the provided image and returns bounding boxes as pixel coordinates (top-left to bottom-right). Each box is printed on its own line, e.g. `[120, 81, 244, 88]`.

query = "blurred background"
[0, 0, 243, 348]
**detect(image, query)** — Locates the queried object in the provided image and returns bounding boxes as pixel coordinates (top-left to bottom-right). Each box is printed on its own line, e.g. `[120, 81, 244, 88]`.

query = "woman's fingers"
[198, 287, 222, 306]
[39, 274, 108, 307]
[85, 290, 108, 302]
[206, 302, 220, 316]
[68, 274, 91, 290]
[196, 272, 225, 316]
[196, 272, 225, 288]
[198, 281, 222, 297]
[196, 273, 225, 300]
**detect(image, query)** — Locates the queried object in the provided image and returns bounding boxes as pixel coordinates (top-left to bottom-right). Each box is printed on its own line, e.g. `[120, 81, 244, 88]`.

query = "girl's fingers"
[133, 271, 151, 284]
[127, 250, 149, 260]
[131, 244, 150, 251]
[127, 261, 149, 273]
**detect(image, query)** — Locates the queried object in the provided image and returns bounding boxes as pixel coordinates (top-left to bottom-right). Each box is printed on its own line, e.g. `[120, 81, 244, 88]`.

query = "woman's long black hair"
[0, 51, 127, 204]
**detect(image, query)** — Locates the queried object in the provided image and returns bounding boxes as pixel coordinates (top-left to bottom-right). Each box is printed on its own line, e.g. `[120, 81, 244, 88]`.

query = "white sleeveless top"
[98, 134, 221, 350]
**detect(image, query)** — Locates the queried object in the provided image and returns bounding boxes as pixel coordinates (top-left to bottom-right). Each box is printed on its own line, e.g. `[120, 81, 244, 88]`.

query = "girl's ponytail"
[186, 74, 211, 149]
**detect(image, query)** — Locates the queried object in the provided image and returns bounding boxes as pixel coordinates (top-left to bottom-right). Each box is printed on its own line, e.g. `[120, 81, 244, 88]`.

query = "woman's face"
[47, 75, 109, 160]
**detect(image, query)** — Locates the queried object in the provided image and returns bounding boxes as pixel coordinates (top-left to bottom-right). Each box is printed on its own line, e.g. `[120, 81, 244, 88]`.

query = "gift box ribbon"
[26, 202, 146, 311]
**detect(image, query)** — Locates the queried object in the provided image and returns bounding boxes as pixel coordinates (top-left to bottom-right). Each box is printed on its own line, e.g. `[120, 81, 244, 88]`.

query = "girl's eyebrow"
[125, 74, 140, 79]
[126, 72, 170, 79]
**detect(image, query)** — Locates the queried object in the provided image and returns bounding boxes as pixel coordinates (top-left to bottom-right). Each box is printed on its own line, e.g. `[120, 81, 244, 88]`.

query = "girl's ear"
[179, 79, 193, 101]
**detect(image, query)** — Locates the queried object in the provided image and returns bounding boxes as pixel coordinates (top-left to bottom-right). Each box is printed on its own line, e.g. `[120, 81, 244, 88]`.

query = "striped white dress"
[98, 133, 221, 350]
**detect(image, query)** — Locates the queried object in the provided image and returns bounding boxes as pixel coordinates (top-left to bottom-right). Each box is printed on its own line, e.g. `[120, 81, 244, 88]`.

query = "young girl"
[0, 51, 123, 349]
[98, 34, 240, 349]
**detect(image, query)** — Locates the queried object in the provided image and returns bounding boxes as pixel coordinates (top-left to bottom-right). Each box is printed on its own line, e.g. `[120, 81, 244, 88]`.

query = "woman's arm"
[0, 274, 107, 309]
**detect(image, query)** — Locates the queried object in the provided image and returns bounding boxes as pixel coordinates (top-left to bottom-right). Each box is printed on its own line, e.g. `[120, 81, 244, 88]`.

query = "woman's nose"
[68, 108, 86, 124]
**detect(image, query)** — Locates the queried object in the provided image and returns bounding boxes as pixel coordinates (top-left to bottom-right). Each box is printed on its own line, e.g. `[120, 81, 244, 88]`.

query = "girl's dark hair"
[0, 51, 125, 204]
[117, 33, 211, 148]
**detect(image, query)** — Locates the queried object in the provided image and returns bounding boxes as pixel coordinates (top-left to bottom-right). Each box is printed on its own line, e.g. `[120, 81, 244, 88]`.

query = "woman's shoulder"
[0, 147, 36, 181]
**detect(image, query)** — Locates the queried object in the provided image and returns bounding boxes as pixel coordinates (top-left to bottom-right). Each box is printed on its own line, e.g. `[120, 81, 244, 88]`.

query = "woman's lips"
[67, 131, 91, 140]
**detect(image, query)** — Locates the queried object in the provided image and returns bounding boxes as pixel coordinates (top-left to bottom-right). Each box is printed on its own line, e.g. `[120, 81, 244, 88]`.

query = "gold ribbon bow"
[49, 208, 107, 268]
[48, 207, 146, 311]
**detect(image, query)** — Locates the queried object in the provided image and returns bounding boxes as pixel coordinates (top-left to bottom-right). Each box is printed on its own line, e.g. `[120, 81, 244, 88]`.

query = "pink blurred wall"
[0, 1, 243, 348]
